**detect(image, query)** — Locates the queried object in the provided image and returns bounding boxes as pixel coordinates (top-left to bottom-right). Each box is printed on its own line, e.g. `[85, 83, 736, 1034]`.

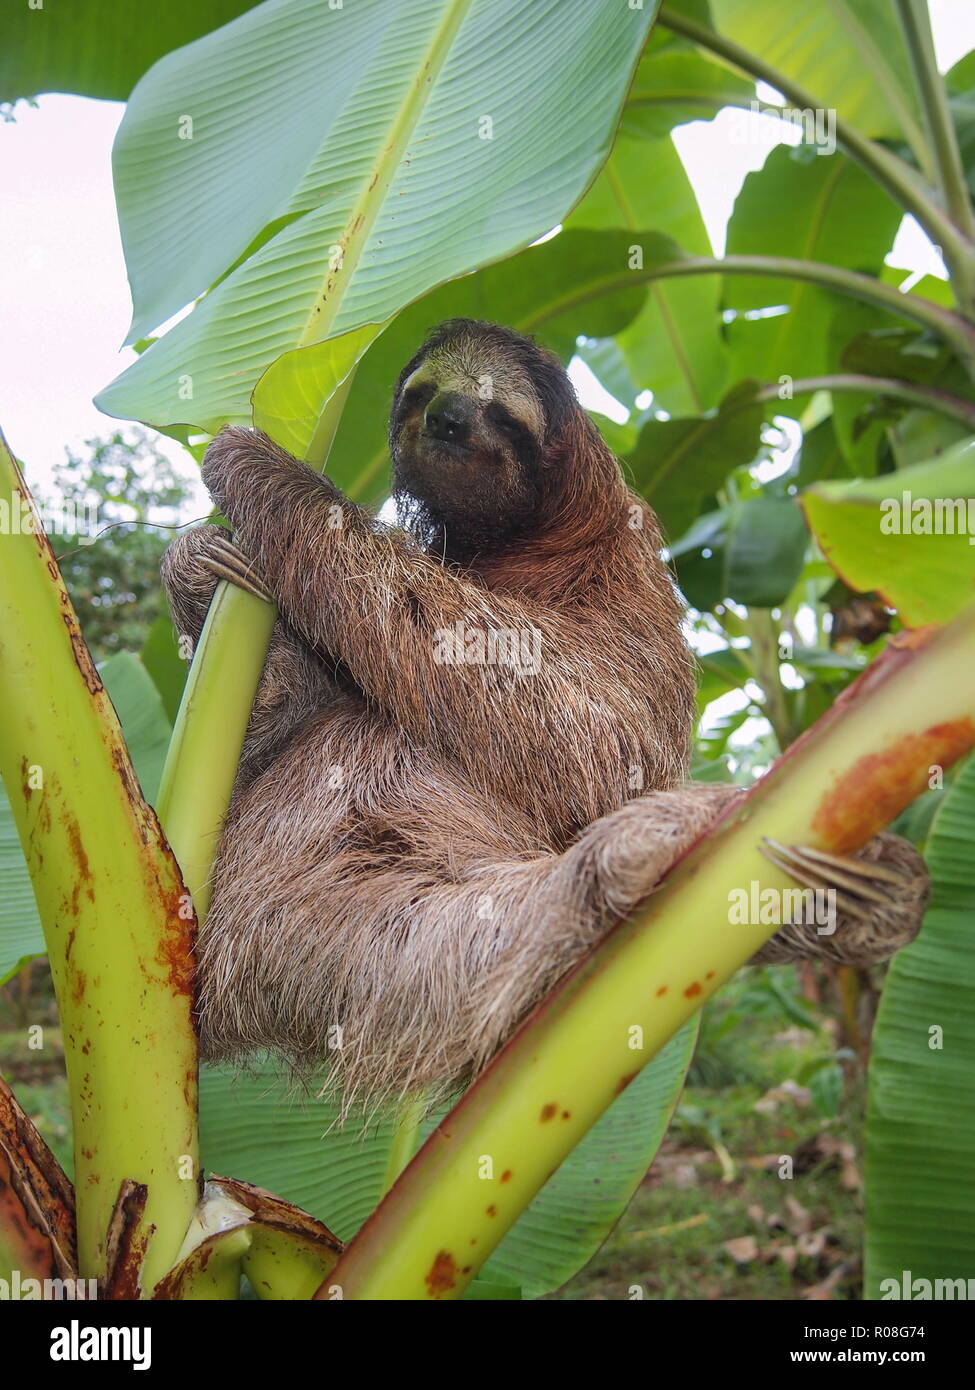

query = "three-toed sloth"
[161, 319, 926, 1106]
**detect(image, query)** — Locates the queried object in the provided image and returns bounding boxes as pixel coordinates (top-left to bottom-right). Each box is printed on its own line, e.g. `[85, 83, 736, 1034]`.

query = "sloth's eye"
[400, 382, 435, 414]
[487, 402, 531, 443]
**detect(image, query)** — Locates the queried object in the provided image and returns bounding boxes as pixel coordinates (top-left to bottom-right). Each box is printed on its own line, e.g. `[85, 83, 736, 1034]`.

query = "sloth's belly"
[229, 693, 550, 865]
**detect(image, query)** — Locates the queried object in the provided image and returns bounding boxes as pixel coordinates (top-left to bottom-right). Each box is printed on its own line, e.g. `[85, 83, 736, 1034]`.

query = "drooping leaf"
[673, 495, 809, 610]
[723, 498, 809, 608]
[802, 437, 975, 627]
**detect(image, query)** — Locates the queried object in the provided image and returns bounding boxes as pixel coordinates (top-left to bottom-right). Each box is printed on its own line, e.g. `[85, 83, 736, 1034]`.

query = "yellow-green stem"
[745, 607, 796, 751]
[0, 431, 198, 1290]
[896, 0, 975, 304]
[382, 1096, 426, 1195]
[155, 371, 354, 915]
[155, 586, 276, 918]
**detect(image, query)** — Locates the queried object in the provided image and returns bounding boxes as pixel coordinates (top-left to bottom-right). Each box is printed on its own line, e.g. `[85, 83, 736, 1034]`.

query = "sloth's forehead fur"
[393, 319, 576, 440]
[404, 337, 545, 435]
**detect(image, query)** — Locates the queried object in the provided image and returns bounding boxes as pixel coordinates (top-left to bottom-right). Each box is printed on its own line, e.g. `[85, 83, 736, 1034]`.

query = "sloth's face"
[389, 325, 550, 551]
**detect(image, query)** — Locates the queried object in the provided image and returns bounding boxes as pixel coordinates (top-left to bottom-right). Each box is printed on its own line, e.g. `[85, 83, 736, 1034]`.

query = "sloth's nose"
[425, 391, 474, 445]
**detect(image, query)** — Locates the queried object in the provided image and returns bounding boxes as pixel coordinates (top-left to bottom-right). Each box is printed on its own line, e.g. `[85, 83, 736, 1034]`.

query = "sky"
[1, 0, 974, 502]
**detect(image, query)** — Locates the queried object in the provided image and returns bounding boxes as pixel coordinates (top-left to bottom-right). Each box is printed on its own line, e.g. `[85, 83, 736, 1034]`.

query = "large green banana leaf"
[96, 0, 660, 434]
[725, 147, 903, 384]
[803, 437, 975, 629]
[569, 133, 728, 416]
[865, 752, 975, 1296]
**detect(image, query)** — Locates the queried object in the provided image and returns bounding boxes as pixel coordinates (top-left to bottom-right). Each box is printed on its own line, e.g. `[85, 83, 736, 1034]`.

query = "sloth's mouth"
[419, 431, 475, 458]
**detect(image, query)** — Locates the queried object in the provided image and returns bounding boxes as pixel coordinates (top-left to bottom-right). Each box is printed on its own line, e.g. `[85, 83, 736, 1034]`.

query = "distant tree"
[43, 430, 196, 660]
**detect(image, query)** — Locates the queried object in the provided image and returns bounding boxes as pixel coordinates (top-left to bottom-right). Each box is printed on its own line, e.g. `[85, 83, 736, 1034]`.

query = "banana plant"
[2, 0, 975, 1300]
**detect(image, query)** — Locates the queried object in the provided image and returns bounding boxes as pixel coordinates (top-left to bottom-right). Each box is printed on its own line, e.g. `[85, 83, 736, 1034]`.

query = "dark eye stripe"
[485, 401, 531, 440]
[393, 382, 435, 429]
[401, 383, 435, 410]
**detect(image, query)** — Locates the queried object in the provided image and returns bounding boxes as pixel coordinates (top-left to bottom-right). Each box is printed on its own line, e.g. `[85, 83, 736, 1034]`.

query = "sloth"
[161, 318, 927, 1105]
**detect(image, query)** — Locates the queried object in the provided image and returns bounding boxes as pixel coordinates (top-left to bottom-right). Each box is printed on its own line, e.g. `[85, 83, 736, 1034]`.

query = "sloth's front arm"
[201, 426, 687, 825]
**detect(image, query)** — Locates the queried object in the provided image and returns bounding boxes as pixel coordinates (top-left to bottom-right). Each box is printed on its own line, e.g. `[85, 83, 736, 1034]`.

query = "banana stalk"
[0, 431, 199, 1291]
[154, 370, 356, 918]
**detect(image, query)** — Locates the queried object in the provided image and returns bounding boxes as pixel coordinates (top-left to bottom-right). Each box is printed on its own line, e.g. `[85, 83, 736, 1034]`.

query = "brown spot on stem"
[684, 982, 702, 999]
[425, 1250, 457, 1297]
[540, 1103, 557, 1122]
[64, 815, 91, 885]
[811, 720, 975, 853]
[500, 1170, 512, 1184]
[102, 1181, 152, 1300]
[154, 886, 197, 999]
[60, 607, 103, 696]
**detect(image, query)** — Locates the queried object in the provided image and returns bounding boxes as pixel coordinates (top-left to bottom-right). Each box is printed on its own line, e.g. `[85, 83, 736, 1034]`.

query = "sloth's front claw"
[760, 838, 908, 921]
[751, 831, 929, 966]
[203, 535, 273, 604]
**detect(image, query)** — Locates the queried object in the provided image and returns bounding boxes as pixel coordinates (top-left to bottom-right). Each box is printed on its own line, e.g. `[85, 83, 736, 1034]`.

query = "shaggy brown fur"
[161, 319, 926, 1106]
